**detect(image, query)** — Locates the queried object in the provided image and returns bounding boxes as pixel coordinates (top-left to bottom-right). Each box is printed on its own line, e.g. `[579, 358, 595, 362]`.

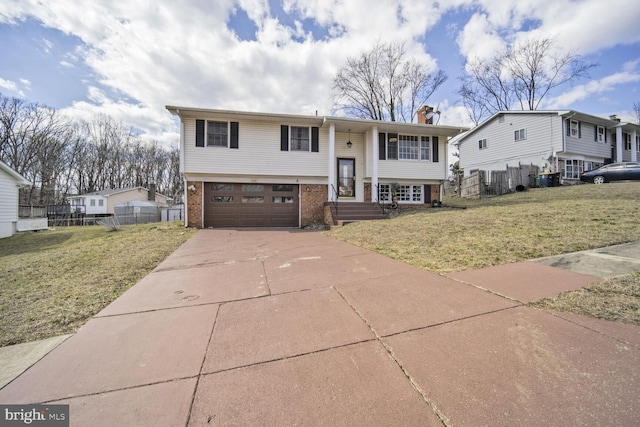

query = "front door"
[337, 158, 355, 198]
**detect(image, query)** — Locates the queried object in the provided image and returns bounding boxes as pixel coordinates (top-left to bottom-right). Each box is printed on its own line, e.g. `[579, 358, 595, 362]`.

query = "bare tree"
[459, 37, 596, 122]
[634, 102, 640, 124]
[2, 93, 184, 206]
[333, 42, 447, 122]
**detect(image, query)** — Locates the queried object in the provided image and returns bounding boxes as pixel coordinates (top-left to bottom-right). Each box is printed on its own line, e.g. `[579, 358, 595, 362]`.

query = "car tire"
[593, 176, 605, 184]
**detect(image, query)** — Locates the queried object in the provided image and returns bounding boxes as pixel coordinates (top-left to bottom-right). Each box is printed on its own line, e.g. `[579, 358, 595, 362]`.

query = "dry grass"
[0, 222, 195, 347]
[530, 272, 640, 325]
[327, 183, 640, 325]
[327, 183, 640, 273]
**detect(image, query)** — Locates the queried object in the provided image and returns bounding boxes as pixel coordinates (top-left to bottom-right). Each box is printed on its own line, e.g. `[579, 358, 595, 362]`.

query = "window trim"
[420, 136, 430, 161]
[290, 126, 311, 152]
[597, 126, 605, 143]
[378, 183, 424, 204]
[514, 128, 526, 141]
[398, 135, 419, 160]
[570, 120, 580, 138]
[382, 133, 436, 162]
[196, 119, 239, 149]
[206, 120, 230, 148]
[479, 138, 488, 150]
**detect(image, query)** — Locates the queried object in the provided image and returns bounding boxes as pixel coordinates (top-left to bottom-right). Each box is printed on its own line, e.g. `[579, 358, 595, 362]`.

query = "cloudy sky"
[1, 0, 639, 146]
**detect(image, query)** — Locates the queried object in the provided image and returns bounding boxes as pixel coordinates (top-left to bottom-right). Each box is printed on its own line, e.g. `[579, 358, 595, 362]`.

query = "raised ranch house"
[167, 106, 468, 228]
[0, 160, 31, 238]
[66, 186, 171, 216]
[455, 110, 640, 183]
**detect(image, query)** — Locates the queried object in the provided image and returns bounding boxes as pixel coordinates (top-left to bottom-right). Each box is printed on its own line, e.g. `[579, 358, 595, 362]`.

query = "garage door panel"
[204, 183, 299, 227]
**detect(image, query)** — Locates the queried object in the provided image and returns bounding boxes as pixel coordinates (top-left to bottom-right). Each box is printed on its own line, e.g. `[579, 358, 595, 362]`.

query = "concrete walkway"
[1, 230, 639, 426]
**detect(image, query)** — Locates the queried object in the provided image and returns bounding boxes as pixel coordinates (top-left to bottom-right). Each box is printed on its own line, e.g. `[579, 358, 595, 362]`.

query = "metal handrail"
[376, 184, 385, 213]
[330, 184, 339, 215]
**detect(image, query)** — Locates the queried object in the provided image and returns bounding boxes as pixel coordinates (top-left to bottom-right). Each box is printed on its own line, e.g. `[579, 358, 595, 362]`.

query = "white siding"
[459, 113, 562, 172]
[183, 119, 328, 178]
[0, 168, 19, 238]
[334, 131, 365, 201]
[365, 133, 448, 181]
[84, 196, 108, 215]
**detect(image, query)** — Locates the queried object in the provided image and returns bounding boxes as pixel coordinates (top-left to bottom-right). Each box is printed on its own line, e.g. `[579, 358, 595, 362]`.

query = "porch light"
[347, 129, 352, 148]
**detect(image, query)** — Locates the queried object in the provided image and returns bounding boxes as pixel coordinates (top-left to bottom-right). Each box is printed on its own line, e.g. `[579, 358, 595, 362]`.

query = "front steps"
[327, 202, 387, 225]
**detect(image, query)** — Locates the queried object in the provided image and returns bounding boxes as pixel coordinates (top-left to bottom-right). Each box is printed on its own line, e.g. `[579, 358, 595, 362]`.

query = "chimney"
[609, 114, 621, 123]
[148, 183, 156, 201]
[417, 105, 434, 124]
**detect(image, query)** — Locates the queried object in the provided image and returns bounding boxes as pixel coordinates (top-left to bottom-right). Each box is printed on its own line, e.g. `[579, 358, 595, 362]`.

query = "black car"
[580, 162, 640, 184]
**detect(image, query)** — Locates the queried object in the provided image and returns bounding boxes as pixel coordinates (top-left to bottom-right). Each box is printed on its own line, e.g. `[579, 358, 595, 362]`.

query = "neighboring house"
[455, 110, 640, 182]
[166, 106, 468, 228]
[0, 160, 30, 238]
[67, 186, 171, 216]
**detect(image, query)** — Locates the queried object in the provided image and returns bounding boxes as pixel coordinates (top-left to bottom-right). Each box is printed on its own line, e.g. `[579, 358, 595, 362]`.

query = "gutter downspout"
[183, 178, 189, 228]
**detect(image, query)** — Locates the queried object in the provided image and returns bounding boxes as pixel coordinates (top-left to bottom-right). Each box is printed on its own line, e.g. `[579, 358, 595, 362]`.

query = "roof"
[166, 106, 469, 137]
[0, 159, 30, 186]
[454, 110, 640, 147]
[67, 186, 171, 199]
[114, 200, 162, 207]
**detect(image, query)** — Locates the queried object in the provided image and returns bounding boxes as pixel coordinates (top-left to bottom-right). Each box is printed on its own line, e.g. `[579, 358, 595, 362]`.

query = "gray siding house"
[455, 110, 640, 182]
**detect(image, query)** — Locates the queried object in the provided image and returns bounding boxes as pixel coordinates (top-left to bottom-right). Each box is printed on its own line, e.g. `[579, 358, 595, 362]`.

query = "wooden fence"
[460, 164, 540, 199]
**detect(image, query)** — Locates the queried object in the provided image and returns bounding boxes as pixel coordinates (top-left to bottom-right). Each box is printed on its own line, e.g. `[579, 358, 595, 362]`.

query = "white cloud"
[545, 70, 640, 109]
[457, 13, 506, 62]
[0, 77, 25, 97]
[1, 0, 639, 143]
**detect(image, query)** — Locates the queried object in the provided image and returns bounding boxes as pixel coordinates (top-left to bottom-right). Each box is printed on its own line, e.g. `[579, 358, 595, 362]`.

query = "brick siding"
[300, 184, 328, 226]
[186, 181, 203, 228]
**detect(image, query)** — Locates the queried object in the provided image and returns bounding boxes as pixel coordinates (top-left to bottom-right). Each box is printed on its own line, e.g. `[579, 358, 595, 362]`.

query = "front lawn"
[0, 222, 195, 347]
[327, 183, 640, 325]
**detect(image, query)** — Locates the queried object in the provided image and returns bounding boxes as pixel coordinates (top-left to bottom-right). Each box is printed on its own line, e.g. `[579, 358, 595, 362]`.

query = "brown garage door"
[204, 183, 299, 227]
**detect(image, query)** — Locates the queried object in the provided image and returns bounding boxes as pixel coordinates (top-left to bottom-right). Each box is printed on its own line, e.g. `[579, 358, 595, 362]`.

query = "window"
[597, 126, 605, 142]
[624, 133, 632, 151]
[514, 129, 526, 141]
[207, 121, 228, 147]
[90, 199, 96, 207]
[378, 184, 391, 202]
[377, 184, 423, 203]
[273, 185, 294, 192]
[242, 185, 264, 192]
[290, 126, 310, 151]
[479, 139, 487, 150]
[387, 136, 398, 160]
[398, 135, 419, 160]
[384, 134, 433, 161]
[570, 120, 579, 137]
[242, 196, 264, 203]
[211, 184, 233, 191]
[563, 159, 601, 179]
[212, 196, 233, 202]
[98, 200, 104, 207]
[420, 137, 430, 160]
[273, 196, 294, 203]
[411, 185, 422, 202]
[196, 120, 238, 148]
[636, 135, 640, 152]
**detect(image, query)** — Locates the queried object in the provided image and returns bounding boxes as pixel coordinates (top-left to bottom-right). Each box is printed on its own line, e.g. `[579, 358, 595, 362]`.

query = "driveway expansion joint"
[186, 303, 221, 426]
[199, 338, 378, 377]
[332, 285, 451, 426]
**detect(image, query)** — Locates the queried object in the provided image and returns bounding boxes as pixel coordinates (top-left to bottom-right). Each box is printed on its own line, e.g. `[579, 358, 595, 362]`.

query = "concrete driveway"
[1, 230, 639, 426]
